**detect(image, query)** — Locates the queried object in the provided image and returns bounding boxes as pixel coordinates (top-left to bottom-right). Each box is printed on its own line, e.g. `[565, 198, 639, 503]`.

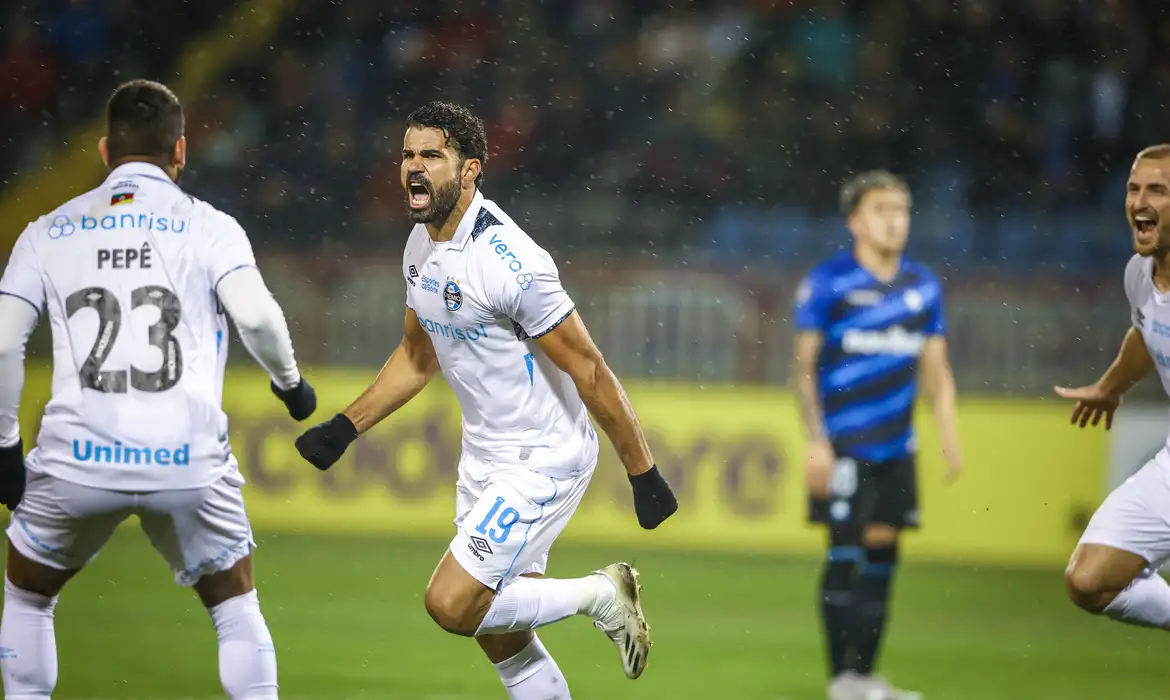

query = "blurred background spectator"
[0, 0, 1164, 394]
[5, 5, 1169, 698]
[3, 0, 1165, 265]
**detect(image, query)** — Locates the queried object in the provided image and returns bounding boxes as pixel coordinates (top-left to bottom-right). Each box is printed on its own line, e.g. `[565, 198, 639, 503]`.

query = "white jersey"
[0, 162, 257, 492]
[1126, 254, 1170, 399]
[402, 191, 598, 479]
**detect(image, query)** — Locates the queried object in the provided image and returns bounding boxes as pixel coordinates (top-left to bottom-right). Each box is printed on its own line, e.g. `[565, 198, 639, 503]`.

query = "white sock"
[208, 590, 279, 700]
[1104, 569, 1170, 630]
[0, 576, 58, 700]
[476, 575, 615, 636]
[493, 634, 571, 699]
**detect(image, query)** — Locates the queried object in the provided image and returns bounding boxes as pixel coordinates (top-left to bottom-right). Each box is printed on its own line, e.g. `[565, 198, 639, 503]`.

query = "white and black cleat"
[856, 675, 923, 700]
[592, 562, 652, 680]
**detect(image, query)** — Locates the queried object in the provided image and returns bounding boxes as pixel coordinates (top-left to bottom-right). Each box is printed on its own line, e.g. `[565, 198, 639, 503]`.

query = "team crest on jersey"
[903, 289, 924, 312]
[443, 278, 463, 311]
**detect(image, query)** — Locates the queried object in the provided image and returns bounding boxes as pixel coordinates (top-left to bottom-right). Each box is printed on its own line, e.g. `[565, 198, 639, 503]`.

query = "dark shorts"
[809, 454, 919, 530]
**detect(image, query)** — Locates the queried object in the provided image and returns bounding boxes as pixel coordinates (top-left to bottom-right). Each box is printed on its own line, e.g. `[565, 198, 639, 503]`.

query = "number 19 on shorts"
[476, 497, 520, 544]
[464, 496, 522, 564]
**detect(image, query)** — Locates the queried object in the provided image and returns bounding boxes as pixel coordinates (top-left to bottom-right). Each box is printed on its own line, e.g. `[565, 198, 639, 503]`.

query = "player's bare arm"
[793, 330, 834, 498]
[295, 307, 438, 470]
[537, 310, 678, 529]
[793, 330, 828, 442]
[536, 311, 651, 475]
[920, 336, 962, 481]
[1056, 326, 1154, 430]
[343, 307, 439, 433]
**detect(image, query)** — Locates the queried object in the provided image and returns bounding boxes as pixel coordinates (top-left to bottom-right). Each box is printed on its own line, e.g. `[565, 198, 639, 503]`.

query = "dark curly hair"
[405, 101, 488, 185]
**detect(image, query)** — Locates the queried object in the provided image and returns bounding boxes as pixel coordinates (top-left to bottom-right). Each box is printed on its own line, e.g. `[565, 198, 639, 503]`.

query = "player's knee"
[423, 583, 481, 637]
[5, 544, 73, 599]
[1065, 564, 1111, 614]
[861, 524, 899, 549]
[194, 555, 255, 609]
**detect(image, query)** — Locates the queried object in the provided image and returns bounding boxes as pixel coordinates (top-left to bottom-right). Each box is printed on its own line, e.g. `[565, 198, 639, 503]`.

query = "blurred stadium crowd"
[2, 0, 1167, 271]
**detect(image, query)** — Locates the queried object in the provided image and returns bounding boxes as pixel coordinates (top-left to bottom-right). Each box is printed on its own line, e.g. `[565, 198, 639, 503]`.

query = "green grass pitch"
[31, 532, 1168, 699]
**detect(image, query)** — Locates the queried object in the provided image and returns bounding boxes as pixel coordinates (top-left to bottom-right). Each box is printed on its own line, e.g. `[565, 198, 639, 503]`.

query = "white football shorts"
[6, 468, 255, 587]
[449, 452, 596, 591]
[1079, 446, 1170, 567]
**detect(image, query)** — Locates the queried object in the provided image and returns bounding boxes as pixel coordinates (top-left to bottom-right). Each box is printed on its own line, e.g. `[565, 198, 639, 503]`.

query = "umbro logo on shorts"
[470, 535, 493, 556]
[467, 536, 494, 562]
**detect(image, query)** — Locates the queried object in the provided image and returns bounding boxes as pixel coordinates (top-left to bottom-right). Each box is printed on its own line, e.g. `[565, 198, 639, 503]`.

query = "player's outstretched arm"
[342, 306, 438, 433]
[1097, 326, 1156, 395]
[217, 267, 316, 421]
[537, 311, 678, 529]
[1056, 327, 1154, 430]
[0, 295, 38, 510]
[294, 307, 438, 471]
[921, 336, 962, 481]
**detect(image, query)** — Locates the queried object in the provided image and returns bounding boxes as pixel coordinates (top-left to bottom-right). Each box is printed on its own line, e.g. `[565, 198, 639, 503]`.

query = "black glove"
[271, 379, 317, 421]
[295, 413, 358, 471]
[0, 440, 27, 511]
[629, 465, 677, 530]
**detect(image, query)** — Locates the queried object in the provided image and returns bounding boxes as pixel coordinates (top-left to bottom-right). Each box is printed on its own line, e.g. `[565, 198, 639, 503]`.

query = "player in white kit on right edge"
[294, 101, 678, 699]
[1060, 144, 1170, 633]
[0, 80, 317, 699]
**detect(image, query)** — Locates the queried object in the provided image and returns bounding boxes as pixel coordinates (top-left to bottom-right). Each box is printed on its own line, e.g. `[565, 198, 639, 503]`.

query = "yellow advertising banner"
[15, 365, 1107, 567]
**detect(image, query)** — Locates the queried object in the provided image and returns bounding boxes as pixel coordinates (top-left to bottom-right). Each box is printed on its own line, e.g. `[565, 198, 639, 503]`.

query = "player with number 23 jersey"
[0, 80, 316, 700]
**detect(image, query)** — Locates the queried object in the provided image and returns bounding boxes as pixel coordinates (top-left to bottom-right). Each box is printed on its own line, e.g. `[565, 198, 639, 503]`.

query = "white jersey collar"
[104, 161, 180, 189]
[442, 189, 485, 251]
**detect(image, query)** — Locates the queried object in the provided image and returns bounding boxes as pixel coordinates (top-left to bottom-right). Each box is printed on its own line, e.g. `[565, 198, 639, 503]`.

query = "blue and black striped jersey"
[794, 252, 946, 462]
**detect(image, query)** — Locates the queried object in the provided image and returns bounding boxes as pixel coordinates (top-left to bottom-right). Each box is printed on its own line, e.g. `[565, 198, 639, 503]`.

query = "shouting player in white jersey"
[1059, 143, 1170, 633]
[295, 101, 678, 698]
[0, 80, 316, 699]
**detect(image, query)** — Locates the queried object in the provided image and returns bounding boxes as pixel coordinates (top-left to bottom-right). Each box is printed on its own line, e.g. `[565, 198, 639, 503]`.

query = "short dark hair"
[405, 101, 488, 184]
[1137, 144, 1170, 162]
[106, 80, 184, 163]
[839, 170, 911, 216]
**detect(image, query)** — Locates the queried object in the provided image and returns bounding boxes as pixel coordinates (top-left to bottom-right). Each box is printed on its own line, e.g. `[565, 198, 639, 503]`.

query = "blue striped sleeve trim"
[529, 306, 576, 339]
[0, 291, 42, 321]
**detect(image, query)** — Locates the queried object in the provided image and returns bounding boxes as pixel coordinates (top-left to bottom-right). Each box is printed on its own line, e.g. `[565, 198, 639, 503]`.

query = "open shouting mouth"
[1135, 210, 1159, 246]
[408, 178, 432, 210]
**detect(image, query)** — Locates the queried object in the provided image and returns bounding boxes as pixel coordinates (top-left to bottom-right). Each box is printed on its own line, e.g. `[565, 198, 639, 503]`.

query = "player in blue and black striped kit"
[792, 171, 963, 700]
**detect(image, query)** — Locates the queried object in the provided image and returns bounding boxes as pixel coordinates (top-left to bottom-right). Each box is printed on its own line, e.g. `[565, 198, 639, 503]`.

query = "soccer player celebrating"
[792, 171, 962, 700]
[1061, 144, 1170, 634]
[0, 80, 316, 699]
[294, 101, 677, 698]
